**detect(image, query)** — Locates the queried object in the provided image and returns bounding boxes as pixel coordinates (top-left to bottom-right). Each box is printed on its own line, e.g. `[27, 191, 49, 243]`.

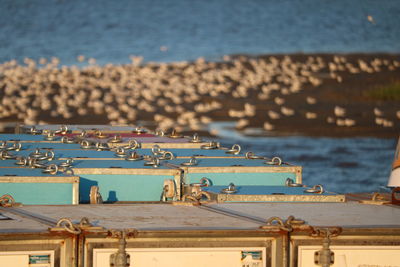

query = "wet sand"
[0, 53, 399, 138]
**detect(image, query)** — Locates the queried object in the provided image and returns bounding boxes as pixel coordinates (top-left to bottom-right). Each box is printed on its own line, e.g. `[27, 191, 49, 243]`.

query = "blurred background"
[1, 0, 400, 193]
[1, 0, 399, 64]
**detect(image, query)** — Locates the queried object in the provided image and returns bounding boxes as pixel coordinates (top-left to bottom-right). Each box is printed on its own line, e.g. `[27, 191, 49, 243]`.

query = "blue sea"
[1, 0, 399, 65]
[212, 123, 398, 194]
[0, 0, 399, 193]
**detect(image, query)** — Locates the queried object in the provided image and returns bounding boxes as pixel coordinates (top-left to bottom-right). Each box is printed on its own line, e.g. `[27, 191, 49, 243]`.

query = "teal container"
[169, 158, 302, 186]
[72, 160, 182, 203]
[0, 168, 79, 205]
[202, 185, 345, 203]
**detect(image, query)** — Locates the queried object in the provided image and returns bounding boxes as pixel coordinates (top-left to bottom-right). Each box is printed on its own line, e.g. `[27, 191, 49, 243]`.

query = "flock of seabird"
[0, 54, 399, 134]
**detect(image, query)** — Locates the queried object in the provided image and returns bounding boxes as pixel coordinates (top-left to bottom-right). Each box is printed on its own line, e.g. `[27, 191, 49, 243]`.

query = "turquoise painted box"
[71, 160, 182, 203]
[167, 158, 302, 187]
[8, 147, 244, 160]
[0, 168, 79, 205]
[202, 185, 345, 203]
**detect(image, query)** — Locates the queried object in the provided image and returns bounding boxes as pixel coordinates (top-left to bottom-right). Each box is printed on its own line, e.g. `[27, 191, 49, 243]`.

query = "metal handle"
[95, 130, 108, 139]
[201, 141, 219, 150]
[181, 156, 197, 166]
[220, 183, 237, 194]
[190, 133, 203, 143]
[81, 140, 95, 149]
[265, 156, 282, 165]
[152, 145, 162, 155]
[169, 129, 183, 138]
[125, 151, 143, 161]
[285, 178, 303, 187]
[126, 139, 140, 149]
[115, 147, 126, 157]
[155, 129, 165, 136]
[159, 151, 175, 160]
[55, 125, 68, 135]
[42, 164, 59, 175]
[109, 135, 122, 143]
[245, 151, 264, 160]
[305, 184, 324, 194]
[226, 144, 241, 155]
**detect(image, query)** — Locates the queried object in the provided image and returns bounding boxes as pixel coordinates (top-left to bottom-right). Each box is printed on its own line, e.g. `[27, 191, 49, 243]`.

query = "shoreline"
[0, 52, 399, 138]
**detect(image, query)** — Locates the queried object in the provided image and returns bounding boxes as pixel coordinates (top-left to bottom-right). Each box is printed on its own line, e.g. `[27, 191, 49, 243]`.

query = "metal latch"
[51, 217, 104, 234]
[260, 215, 305, 232]
[109, 230, 133, 267]
[314, 244, 334, 266]
[311, 227, 341, 267]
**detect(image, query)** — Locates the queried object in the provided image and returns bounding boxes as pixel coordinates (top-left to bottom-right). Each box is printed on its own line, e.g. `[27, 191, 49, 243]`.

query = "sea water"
[212, 122, 398, 194]
[1, 0, 399, 65]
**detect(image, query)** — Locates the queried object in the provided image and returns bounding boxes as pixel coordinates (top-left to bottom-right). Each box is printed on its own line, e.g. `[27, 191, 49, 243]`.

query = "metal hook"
[265, 156, 282, 165]
[126, 139, 140, 149]
[80, 140, 95, 149]
[42, 164, 59, 175]
[144, 156, 160, 168]
[61, 136, 75, 144]
[201, 141, 219, 150]
[109, 134, 122, 143]
[115, 147, 126, 157]
[59, 158, 74, 168]
[220, 183, 237, 194]
[226, 144, 241, 155]
[44, 131, 56, 141]
[55, 125, 68, 135]
[151, 145, 162, 155]
[0, 141, 7, 149]
[169, 129, 183, 139]
[181, 156, 198, 166]
[190, 133, 203, 143]
[155, 129, 165, 136]
[125, 151, 143, 161]
[96, 142, 110, 151]
[305, 184, 325, 194]
[245, 151, 264, 160]
[29, 126, 42, 135]
[159, 151, 175, 160]
[15, 156, 28, 166]
[7, 141, 22, 151]
[199, 177, 211, 187]
[134, 126, 147, 134]
[285, 178, 303, 187]
[95, 130, 108, 139]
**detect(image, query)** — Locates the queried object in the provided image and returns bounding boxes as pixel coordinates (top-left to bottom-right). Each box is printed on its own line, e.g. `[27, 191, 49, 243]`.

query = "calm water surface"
[212, 123, 397, 194]
[1, 0, 399, 65]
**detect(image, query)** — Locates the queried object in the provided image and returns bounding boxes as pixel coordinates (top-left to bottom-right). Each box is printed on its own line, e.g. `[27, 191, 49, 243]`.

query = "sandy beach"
[0, 53, 399, 138]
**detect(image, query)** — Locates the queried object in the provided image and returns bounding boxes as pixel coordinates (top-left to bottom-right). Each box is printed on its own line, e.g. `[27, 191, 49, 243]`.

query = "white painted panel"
[0, 255, 27, 266]
[93, 247, 265, 267]
[0, 251, 53, 267]
[298, 246, 400, 267]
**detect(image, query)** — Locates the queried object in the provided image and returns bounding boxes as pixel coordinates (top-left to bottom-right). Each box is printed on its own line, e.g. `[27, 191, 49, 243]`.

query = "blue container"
[0, 168, 79, 205]
[169, 158, 302, 186]
[0, 134, 49, 142]
[202, 185, 345, 202]
[150, 148, 245, 158]
[18, 142, 82, 150]
[15, 149, 118, 159]
[71, 160, 182, 203]
[5, 147, 246, 160]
